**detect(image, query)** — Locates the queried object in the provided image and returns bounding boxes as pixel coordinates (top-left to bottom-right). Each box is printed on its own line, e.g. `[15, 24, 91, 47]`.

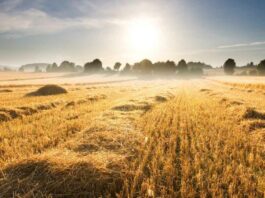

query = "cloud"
[0, 8, 125, 38]
[0, 0, 163, 38]
[218, 41, 265, 49]
[0, 0, 24, 12]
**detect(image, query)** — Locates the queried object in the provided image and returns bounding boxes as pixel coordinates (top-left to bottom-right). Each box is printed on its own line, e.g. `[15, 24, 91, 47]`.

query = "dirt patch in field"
[112, 103, 152, 112]
[0, 108, 22, 119]
[246, 89, 253, 93]
[86, 86, 97, 90]
[200, 88, 217, 96]
[219, 98, 243, 107]
[243, 108, 265, 120]
[154, 95, 168, 102]
[87, 94, 107, 101]
[0, 89, 12, 93]
[65, 99, 89, 107]
[200, 88, 211, 92]
[66, 101, 76, 107]
[65, 95, 107, 108]
[229, 100, 243, 106]
[17, 106, 38, 115]
[0, 112, 11, 122]
[242, 120, 265, 131]
[35, 102, 59, 110]
[219, 98, 228, 104]
[209, 92, 218, 96]
[26, 85, 67, 97]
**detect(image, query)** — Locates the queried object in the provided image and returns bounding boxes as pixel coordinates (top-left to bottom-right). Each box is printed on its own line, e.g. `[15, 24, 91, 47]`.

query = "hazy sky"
[0, 0, 265, 67]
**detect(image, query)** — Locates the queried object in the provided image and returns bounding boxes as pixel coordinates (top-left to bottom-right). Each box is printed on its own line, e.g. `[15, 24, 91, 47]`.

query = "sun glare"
[127, 18, 160, 54]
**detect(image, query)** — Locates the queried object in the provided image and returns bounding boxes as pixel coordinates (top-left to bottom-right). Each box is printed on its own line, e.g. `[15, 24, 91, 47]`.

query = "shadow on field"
[0, 158, 123, 197]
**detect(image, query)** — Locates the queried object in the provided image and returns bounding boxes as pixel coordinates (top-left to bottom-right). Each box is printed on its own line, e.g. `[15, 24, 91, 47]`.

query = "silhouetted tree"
[106, 67, 114, 73]
[239, 70, 247, 76]
[187, 62, 212, 69]
[248, 69, 257, 76]
[177, 59, 188, 74]
[52, 63, 58, 71]
[257, 60, 265, 75]
[19, 67, 24, 72]
[34, 66, 41, 73]
[133, 59, 153, 75]
[153, 60, 177, 75]
[3, 67, 11, 71]
[224, 58, 236, 75]
[46, 63, 58, 72]
[84, 59, 103, 73]
[59, 61, 75, 72]
[246, 62, 254, 67]
[46, 65, 51, 72]
[75, 65, 83, 72]
[189, 67, 203, 76]
[121, 63, 131, 74]
[114, 62, 121, 71]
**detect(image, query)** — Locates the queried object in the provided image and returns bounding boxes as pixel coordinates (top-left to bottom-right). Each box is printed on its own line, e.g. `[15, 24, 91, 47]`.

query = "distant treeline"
[42, 59, 212, 76]
[46, 61, 83, 73]
[17, 58, 265, 76]
[222, 59, 265, 76]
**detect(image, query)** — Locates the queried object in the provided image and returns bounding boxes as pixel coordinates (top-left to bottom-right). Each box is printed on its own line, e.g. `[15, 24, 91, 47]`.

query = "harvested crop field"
[0, 73, 264, 197]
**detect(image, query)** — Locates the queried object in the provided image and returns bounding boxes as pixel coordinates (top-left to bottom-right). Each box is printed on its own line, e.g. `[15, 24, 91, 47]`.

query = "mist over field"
[0, 0, 265, 197]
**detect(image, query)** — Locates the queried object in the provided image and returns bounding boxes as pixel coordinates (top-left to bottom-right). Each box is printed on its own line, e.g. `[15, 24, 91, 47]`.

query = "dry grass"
[26, 85, 68, 96]
[0, 73, 264, 197]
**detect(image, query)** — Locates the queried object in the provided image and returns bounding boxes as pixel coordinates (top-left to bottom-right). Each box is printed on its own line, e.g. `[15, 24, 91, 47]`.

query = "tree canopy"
[177, 59, 188, 74]
[84, 59, 103, 73]
[223, 59, 236, 75]
[46, 61, 78, 72]
[257, 60, 265, 75]
[114, 62, 122, 71]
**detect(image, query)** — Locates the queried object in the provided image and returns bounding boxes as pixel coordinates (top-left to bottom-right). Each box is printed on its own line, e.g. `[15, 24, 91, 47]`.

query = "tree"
[223, 58, 236, 75]
[132, 59, 153, 75]
[19, 67, 24, 72]
[53, 63, 58, 72]
[84, 59, 103, 73]
[106, 66, 116, 74]
[177, 59, 188, 74]
[114, 62, 121, 71]
[190, 67, 203, 76]
[46, 65, 52, 72]
[121, 63, 131, 74]
[59, 61, 75, 72]
[34, 66, 41, 73]
[248, 69, 257, 76]
[187, 62, 212, 69]
[153, 60, 177, 75]
[46, 63, 58, 72]
[246, 62, 254, 67]
[75, 65, 83, 72]
[106, 67, 112, 72]
[257, 60, 265, 75]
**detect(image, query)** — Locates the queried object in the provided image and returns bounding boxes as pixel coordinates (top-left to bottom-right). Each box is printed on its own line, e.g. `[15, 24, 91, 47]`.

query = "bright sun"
[127, 18, 160, 54]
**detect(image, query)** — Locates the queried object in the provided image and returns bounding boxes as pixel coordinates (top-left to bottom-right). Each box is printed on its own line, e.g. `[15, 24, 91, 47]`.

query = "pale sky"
[0, 0, 265, 68]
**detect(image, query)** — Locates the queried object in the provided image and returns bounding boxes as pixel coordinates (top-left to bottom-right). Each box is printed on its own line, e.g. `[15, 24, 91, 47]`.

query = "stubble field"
[0, 72, 264, 197]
